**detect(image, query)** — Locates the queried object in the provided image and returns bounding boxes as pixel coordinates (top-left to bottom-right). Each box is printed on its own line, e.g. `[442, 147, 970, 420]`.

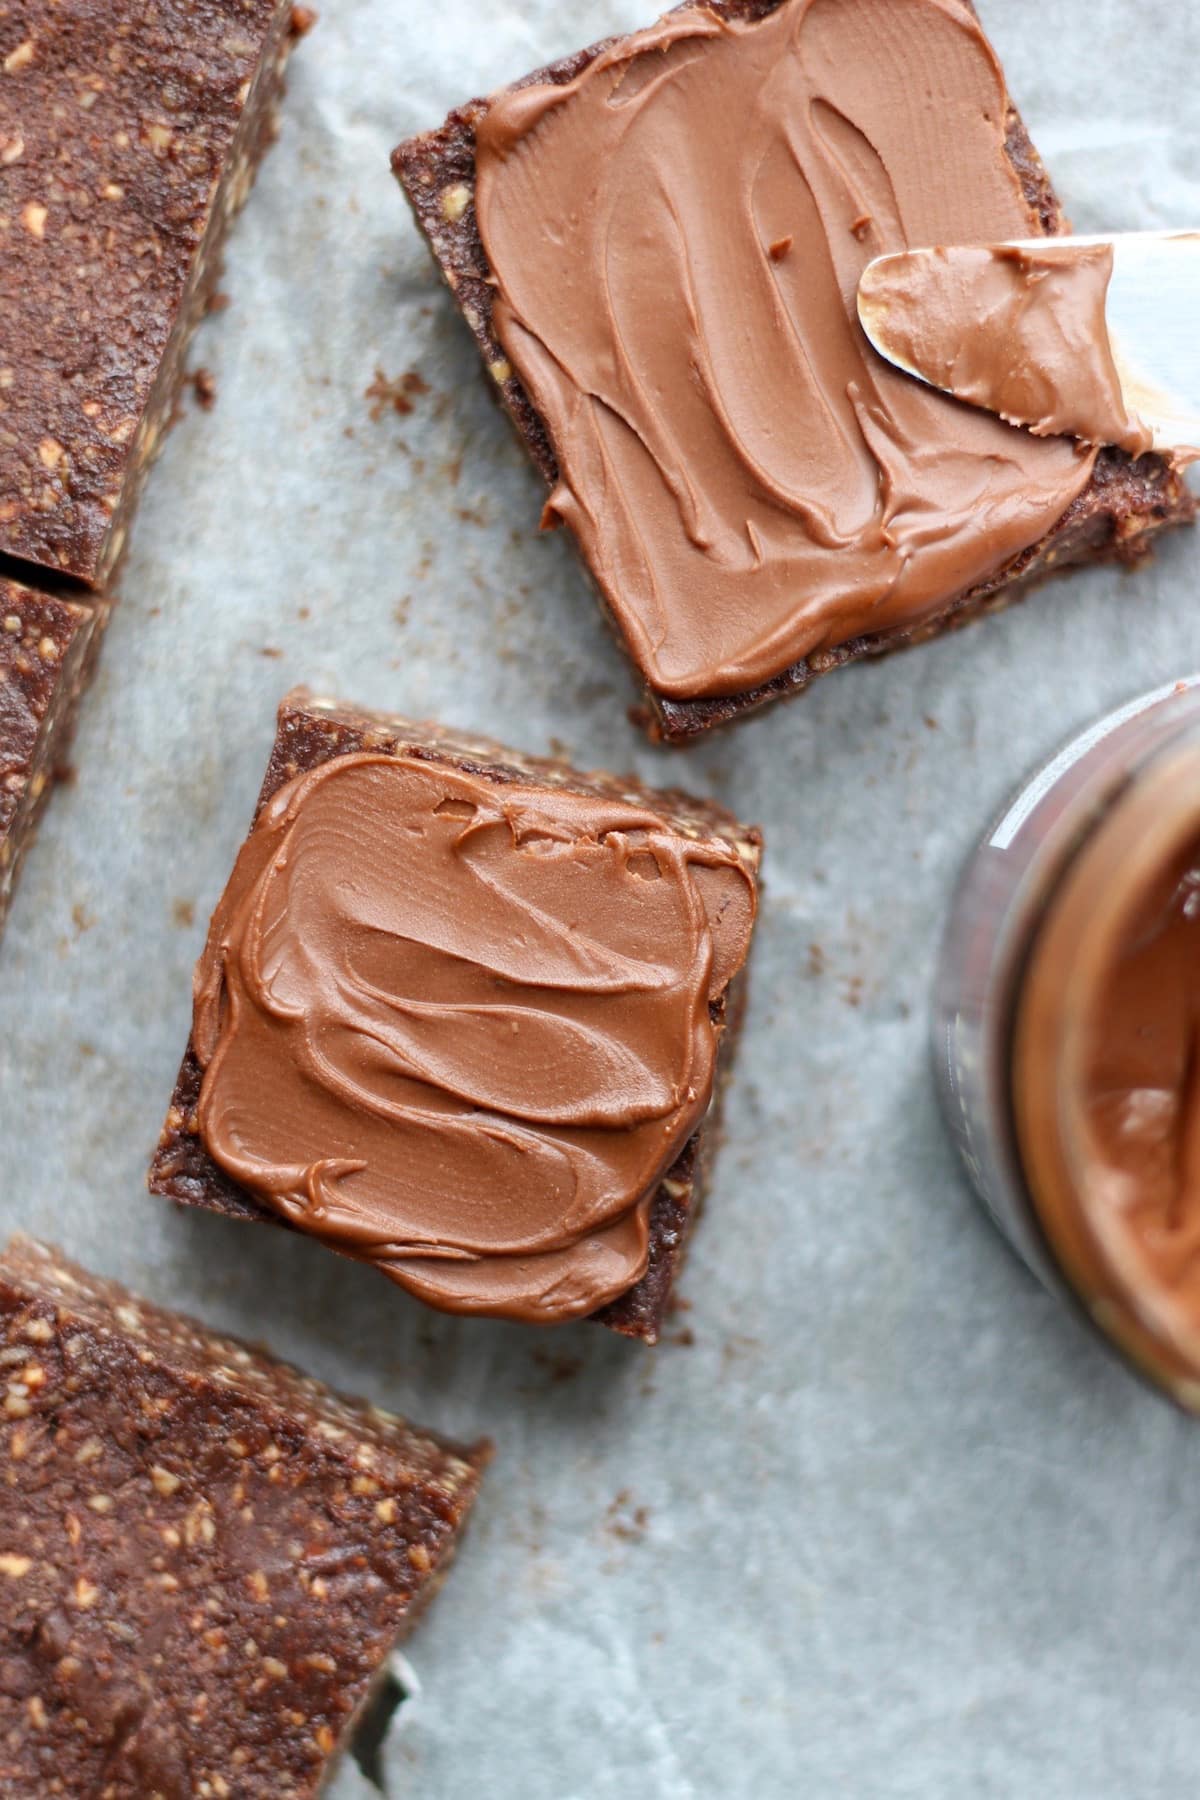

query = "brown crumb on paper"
[531, 1347, 584, 1385]
[189, 368, 217, 411]
[365, 368, 430, 422]
[605, 1491, 650, 1544]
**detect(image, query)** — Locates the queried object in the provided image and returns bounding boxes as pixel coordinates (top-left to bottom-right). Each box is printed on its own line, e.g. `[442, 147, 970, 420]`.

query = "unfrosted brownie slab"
[0, 578, 103, 938]
[0, 1236, 489, 1799]
[150, 689, 762, 1342]
[0, 0, 311, 588]
[393, 0, 1194, 740]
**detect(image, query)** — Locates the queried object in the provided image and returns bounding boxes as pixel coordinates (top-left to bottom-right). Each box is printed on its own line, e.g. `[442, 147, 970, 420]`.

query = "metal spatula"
[857, 230, 1200, 458]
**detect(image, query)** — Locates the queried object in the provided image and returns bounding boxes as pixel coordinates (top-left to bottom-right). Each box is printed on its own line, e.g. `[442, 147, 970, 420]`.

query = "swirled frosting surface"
[193, 754, 756, 1322]
[474, 0, 1097, 700]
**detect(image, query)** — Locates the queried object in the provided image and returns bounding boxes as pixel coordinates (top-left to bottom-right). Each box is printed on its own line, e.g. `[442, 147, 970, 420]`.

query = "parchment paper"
[3, 2, 1200, 1794]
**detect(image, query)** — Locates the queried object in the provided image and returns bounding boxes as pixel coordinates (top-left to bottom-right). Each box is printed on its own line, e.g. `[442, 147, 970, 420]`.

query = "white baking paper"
[3, 1, 1200, 1794]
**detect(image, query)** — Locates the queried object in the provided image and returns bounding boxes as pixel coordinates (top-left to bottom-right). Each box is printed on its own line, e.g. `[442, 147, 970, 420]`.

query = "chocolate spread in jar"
[473, 0, 1097, 701]
[191, 752, 756, 1325]
[1012, 751, 1200, 1396]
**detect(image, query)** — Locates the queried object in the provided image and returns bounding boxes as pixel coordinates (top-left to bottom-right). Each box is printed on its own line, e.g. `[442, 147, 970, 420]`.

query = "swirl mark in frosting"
[192, 754, 756, 1322]
[474, 0, 1098, 700]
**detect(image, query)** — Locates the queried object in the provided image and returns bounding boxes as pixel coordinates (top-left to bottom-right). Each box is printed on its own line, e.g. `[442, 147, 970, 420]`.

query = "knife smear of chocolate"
[859, 233, 1200, 461]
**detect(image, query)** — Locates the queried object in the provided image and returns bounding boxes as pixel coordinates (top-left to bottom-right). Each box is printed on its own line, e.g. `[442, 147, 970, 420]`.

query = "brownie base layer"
[0, 578, 106, 939]
[0, 1235, 489, 1800]
[0, 1, 310, 590]
[392, 0, 1196, 742]
[149, 689, 763, 1344]
[0, 5, 311, 933]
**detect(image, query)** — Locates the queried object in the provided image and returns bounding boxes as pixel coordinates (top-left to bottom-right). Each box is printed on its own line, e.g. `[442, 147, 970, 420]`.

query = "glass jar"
[934, 674, 1200, 1408]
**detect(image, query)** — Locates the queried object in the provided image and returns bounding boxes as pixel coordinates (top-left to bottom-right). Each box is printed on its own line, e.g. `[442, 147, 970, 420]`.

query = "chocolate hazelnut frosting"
[473, 0, 1098, 702]
[192, 754, 756, 1323]
[1085, 844, 1200, 1191]
[859, 242, 1153, 456]
[1074, 833, 1200, 1360]
[1012, 754, 1200, 1394]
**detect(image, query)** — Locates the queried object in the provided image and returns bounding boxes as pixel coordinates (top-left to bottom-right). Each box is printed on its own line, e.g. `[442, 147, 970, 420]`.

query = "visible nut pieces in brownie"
[0, 1235, 489, 1799]
[393, 0, 1194, 740]
[150, 689, 762, 1342]
[0, 0, 305, 587]
[0, 577, 99, 932]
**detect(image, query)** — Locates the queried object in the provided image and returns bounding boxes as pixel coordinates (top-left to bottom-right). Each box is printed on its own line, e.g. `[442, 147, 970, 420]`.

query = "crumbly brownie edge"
[391, 0, 1195, 741]
[0, 2, 308, 589]
[87, 2, 308, 591]
[0, 1237, 489, 1799]
[596, 957, 751, 1339]
[0, 582, 105, 938]
[0, 1235, 490, 1482]
[0, 9, 309, 919]
[149, 691, 763, 1344]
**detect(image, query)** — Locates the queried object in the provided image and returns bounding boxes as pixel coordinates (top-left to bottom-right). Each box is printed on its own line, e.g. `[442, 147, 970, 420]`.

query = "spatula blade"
[857, 231, 1200, 458]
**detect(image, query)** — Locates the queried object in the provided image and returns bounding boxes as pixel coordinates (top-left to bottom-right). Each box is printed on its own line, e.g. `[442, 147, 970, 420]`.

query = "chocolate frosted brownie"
[150, 689, 762, 1341]
[393, 0, 1194, 741]
[0, 578, 103, 938]
[0, 0, 311, 588]
[0, 1236, 489, 1798]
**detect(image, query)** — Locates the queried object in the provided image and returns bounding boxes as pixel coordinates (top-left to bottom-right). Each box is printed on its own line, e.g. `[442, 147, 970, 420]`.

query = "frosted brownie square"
[393, 0, 1193, 739]
[150, 689, 762, 1341]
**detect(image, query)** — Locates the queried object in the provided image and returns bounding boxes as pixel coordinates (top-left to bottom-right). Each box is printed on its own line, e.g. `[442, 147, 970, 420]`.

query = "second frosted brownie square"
[150, 690, 762, 1341]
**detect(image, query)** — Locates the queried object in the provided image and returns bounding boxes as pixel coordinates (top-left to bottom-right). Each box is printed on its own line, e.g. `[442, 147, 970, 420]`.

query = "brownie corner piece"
[0, 0, 308, 589]
[0, 1234, 489, 1799]
[392, 0, 1195, 741]
[150, 688, 762, 1343]
[0, 578, 103, 939]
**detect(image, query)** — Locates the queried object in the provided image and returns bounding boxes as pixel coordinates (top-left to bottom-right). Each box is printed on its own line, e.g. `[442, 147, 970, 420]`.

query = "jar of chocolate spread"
[935, 675, 1200, 1407]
